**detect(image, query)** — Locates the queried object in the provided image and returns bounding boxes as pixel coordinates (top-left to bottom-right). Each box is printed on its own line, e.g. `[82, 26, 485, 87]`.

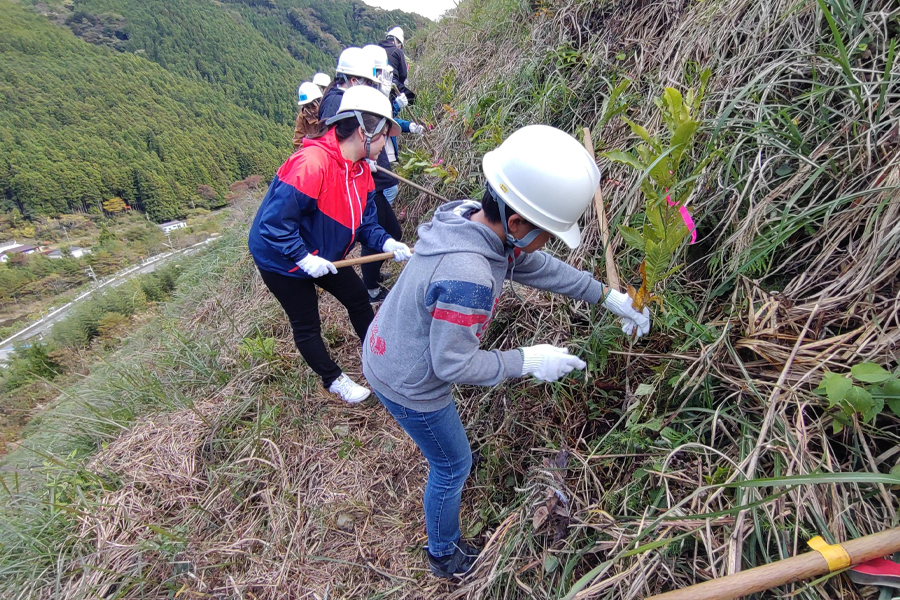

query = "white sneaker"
[328, 373, 371, 404]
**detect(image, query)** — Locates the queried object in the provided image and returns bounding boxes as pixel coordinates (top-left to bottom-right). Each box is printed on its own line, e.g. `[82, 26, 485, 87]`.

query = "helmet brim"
[325, 112, 402, 138]
[552, 223, 582, 249]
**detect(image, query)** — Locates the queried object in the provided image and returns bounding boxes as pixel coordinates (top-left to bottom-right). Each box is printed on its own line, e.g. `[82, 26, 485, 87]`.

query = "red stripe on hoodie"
[431, 308, 489, 327]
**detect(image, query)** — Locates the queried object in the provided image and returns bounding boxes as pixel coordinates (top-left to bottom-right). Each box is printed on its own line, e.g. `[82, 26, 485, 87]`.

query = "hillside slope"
[0, 0, 288, 222]
[401, 0, 900, 596]
[1, 0, 898, 599]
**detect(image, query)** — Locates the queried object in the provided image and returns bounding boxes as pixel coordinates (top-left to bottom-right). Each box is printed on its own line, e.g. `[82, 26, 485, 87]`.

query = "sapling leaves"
[602, 150, 644, 171]
[619, 226, 645, 251]
[623, 118, 658, 150]
[605, 77, 708, 311]
[671, 121, 701, 164]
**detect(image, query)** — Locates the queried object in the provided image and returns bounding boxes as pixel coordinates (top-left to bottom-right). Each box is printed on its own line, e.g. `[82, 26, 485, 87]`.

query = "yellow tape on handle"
[807, 536, 851, 571]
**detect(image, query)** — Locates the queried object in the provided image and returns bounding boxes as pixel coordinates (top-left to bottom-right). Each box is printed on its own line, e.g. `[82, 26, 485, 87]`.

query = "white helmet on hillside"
[386, 27, 405, 46]
[297, 82, 323, 106]
[364, 44, 392, 96]
[326, 85, 401, 141]
[363, 45, 389, 74]
[482, 125, 600, 249]
[335, 47, 378, 83]
[312, 72, 331, 89]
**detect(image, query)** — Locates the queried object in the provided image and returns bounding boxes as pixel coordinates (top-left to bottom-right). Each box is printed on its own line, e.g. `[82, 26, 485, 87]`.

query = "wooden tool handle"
[332, 252, 397, 268]
[647, 527, 900, 600]
[370, 163, 450, 203]
[581, 127, 621, 292]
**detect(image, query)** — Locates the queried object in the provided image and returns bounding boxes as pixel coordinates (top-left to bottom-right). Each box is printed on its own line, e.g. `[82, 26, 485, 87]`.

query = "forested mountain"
[218, 0, 428, 66]
[33, 0, 428, 124]
[1, 0, 425, 223]
[0, 1, 288, 223]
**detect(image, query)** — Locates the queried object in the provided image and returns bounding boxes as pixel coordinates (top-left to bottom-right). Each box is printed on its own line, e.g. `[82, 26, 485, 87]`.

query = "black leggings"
[361, 190, 402, 289]
[258, 267, 373, 387]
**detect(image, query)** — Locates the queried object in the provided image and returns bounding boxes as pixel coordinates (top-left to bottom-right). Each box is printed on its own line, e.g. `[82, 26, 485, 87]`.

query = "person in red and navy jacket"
[249, 86, 412, 404]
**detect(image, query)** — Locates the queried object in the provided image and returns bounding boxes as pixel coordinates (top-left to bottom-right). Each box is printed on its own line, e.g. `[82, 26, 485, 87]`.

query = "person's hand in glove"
[383, 238, 412, 262]
[395, 93, 409, 109]
[409, 122, 426, 135]
[520, 344, 586, 382]
[297, 254, 337, 278]
[602, 289, 651, 338]
[620, 308, 651, 337]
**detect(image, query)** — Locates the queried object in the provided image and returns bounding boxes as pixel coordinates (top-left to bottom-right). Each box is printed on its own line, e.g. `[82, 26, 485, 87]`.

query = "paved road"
[0, 236, 219, 366]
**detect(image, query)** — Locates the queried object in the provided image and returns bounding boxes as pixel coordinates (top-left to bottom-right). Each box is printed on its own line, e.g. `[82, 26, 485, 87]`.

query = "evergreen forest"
[1, 0, 425, 223]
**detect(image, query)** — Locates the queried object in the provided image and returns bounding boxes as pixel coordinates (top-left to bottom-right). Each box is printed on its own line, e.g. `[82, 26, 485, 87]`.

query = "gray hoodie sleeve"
[426, 256, 524, 383]
[508, 251, 606, 304]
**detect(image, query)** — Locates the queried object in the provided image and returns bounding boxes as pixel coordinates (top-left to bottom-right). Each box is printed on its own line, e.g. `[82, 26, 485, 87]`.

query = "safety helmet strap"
[351, 110, 386, 157]
[489, 184, 544, 252]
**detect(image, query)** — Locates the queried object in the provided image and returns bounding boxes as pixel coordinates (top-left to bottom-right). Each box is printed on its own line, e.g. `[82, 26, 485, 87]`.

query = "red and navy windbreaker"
[248, 129, 391, 277]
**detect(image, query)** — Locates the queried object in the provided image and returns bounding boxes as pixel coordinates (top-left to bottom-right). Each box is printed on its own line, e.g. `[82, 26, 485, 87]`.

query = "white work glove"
[395, 93, 409, 109]
[296, 254, 337, 278]
[602, 289, 651, 338]
[520, 344, 586, 382]
[382, 238, 412, 262]
[366, 158, 378, 170]
[409, 122, 425, 135]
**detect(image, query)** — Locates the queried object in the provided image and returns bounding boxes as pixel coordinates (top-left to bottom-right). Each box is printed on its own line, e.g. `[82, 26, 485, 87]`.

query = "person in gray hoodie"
[362, 125, 652, 579]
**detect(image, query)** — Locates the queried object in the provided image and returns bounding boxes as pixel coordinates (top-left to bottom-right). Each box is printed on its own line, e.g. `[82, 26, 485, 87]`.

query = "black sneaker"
[427, 541, 481, 580]
[368, 288, 388, 303]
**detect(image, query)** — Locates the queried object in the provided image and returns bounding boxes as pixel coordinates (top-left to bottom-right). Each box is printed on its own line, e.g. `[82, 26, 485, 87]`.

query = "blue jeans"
[375, 391, 472, 557]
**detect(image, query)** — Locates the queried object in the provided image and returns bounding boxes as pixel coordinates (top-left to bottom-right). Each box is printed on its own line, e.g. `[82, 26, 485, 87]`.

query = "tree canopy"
[2, 0, 426, 223]
[0, 1, 288, 223]
[43, 0, 427, 124]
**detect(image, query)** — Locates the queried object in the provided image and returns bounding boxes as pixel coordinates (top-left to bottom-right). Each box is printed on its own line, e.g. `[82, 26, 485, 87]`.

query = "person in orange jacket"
[293, 82, 323, 151]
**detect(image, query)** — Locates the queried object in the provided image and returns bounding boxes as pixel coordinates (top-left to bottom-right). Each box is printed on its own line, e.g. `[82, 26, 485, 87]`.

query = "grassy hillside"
[1, 0, 898, 598]
[400, 0, 900, 596]
[0, 1, 288, 223]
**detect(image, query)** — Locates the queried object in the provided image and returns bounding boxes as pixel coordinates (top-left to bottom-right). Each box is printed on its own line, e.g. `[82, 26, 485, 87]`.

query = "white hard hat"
[326, 85, 401, 138]
[297, 82, 323, 106]
[386, 27, 405, 45]
[312, 72, 331, 88]
[363, 44, 389, 73]
[335, 47, 378, 83]
[482, 125, 601, 249]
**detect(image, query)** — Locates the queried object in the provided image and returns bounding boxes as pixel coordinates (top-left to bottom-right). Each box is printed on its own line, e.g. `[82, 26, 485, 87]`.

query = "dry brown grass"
[42, 267, 444, 599]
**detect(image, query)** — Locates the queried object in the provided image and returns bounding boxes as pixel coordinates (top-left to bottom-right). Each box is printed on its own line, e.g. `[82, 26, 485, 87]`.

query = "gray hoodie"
[362, 200, 605, 412]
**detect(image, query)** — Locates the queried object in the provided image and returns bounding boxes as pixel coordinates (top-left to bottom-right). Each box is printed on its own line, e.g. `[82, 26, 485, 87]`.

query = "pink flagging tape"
[665, 192, 697, 244]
